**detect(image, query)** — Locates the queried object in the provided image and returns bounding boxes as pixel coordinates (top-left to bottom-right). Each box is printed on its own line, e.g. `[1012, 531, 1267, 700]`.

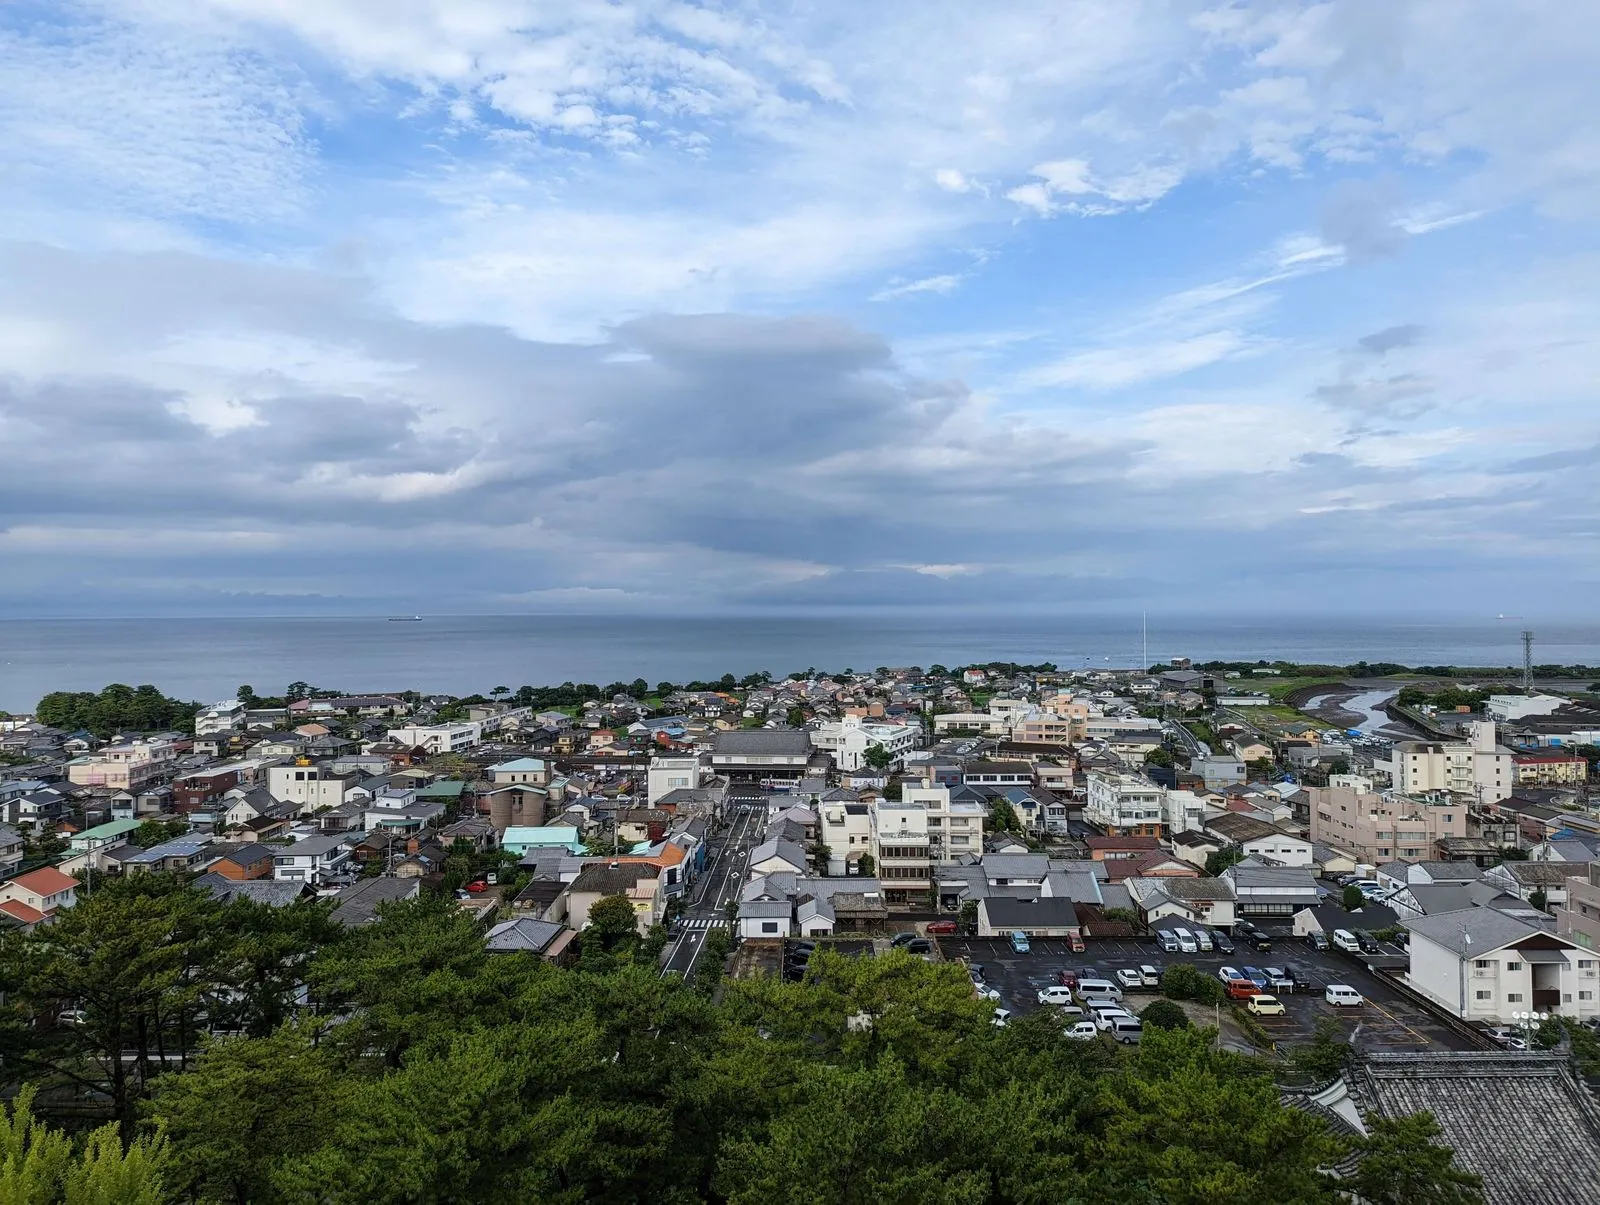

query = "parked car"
[1241, 966, 1269, 991]
[1306, 930, 1330, 951]
[1138, 964, 1160, 986]
[1191, 928, 1214, 953]
[991, 1008, 1012, 1028]
[903, 938, 932, 954]
[1110, 1016, 1143, 1044]
[56, 1009, 87, 1026]
[1157, 930, 1181, 953]
[1331, 929, 1361, 953]
[1115, 968, 1144, 989]
[1063, 1020, 1100, 1040]
[1224, 978, 1261, 1001]
[1325, 984, 1365, 1007]
[1238, 927, 1272, 952]
[1089, 1006, 1134, 1032]
[926, 920, 958, 935]
[1265, 967, 1296, 992]
[889, 932, 919, 947]
[1173, 928, 1199, 954]
[1038, 985, 1078, 1006]
[1210, 931, 1235, 954]
[968, 962, 987, 982]
[465, 880, 489, 893]
[1217, 965, 1244, 984]
[1067, 932, 1086, 953]
[975, 984, 1001, 1002]
[1485, 1026, 1528, 1050]
[1247, 994, 1287, 1017]
[1055, 969, 1079, 989]
[1357, 933, 1380, 954]
[1010, 931, 1032, 954]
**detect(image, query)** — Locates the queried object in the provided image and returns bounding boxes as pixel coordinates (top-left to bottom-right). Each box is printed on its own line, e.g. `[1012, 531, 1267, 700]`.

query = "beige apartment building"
[1514, 751, 1589, 787]
[1385, 720, 1513, 803]
[1558, 863, 1600, 953]
[1306, 784, 1469, 863]
[1011, 714, 1075, 744]
[65, 739, 178, 789]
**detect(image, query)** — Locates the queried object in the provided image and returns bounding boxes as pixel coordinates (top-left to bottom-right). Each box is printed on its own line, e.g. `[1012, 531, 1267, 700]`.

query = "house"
[1083, 835, 1162, 862]
[749, 838, 809, 877]
[1220, 858, 1322, 918]
[329, 877, 421, 925]
[271, 832, 353, 884]
[1124, 876, 1237, 930]
[488, 757, 551, 786]
[976, 896, 1080, 938]
[1171, 828, 1224, 869]
[485, 917, 575, 961]
[208, 843, 277, 881]
[736, 898, 793, 940]
[1483, 860, 1584, 907]
[1203, 814, 1314, 866]
[501, 825, 585, 856]
[193, 874, 315, 908]
[0, 824, 22, 876]
[558, 862, 663, 935]
[0, 866, 79, 923]
[1291, 902, 1400, 940]
[1375, 860, 1485, 894]
[118, 836, 214, 875]
[1401, 908, 1600, 1024]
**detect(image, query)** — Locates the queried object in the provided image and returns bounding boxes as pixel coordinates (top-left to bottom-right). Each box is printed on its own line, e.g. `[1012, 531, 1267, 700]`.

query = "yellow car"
[1246, 994, 1286, 1017]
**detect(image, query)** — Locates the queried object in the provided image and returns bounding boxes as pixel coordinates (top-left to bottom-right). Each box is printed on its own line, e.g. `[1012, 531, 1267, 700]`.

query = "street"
[660, 802, 761, 978]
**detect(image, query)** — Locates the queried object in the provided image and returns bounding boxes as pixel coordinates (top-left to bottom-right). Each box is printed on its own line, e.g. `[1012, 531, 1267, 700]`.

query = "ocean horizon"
[2, 613, 1596, 712]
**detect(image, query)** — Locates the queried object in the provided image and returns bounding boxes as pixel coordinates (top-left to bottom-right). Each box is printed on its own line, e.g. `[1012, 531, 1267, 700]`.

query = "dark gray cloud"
[1358, 323, 1424, 354]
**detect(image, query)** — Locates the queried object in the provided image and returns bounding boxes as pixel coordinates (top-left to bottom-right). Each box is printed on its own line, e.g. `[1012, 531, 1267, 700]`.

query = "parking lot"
[938, 933, 1477, 1053]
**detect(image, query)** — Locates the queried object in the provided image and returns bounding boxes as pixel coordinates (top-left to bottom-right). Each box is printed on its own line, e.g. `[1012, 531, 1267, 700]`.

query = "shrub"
[1161, 963, 1223, 1006]
[1140, 1000, 1190, 1031]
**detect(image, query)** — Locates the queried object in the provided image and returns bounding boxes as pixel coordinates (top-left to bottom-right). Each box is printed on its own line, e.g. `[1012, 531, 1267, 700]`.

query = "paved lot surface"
[939, 933, 1477, 1054]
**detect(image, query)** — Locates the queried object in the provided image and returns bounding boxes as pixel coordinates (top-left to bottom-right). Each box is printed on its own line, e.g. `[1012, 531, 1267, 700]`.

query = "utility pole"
[1521, 630, 1535, 694]
[1142, 611, 1149, 674]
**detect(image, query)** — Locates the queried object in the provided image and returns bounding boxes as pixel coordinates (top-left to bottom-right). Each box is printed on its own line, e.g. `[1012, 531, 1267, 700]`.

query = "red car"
[1224, 978, 1261, 1001]
[465, 881, 489, 894]
[925, 920, 958, 935]
[1055, 969, 1079, 989]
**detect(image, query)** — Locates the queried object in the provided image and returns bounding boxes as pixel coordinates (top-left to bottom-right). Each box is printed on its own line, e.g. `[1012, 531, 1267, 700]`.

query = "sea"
[1, 613, 1598, 711]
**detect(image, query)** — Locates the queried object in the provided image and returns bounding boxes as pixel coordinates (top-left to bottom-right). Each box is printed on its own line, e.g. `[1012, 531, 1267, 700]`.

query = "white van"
[1325, 984, 1365, 1007]
[1111, 1016, 1143, 1044]
[1036, 985, 1076, 1007]
[1076, 979, 1123, 1003]
[1331, 929, 1361, 953]
[1173, 928, 1199, 953]
[1192, 928, 1214, 953]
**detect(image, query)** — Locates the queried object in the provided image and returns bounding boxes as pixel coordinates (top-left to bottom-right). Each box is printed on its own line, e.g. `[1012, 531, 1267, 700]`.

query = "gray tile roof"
[1401, 907, 1549, 958]
[713, 729, 812, 756]
[982, 853, 1050, 881]
[750, 838, 808, 870]
[737, 899, 793, 920]
[485, 917, 565, 953]
[329, 877, 420, 925]
[983, 896, 1079, 929]
[1352, 1053, 1600, 1205]
[194, 874, 312, 908]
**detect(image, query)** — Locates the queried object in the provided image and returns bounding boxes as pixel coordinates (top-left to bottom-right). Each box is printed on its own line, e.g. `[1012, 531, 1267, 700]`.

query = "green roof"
[71, 819, 143, 843]
[412, 780, 466, 799]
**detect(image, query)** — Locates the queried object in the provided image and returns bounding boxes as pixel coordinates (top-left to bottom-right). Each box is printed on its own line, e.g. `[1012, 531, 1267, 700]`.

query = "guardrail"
[1367, 965, 1497, 1050]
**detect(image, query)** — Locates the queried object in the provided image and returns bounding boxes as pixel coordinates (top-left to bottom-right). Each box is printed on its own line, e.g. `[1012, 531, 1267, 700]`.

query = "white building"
[271, 832, 352, 883]
[385, 722, 482, 753]
[646, 755, 712, 805]
[869, 787, 986, 904]
[267, 764, 357, 811]
[1163, 789, 1206, 836]
[1402, 908, 1600, 1024]
[1485, 694, 1566, 722]
[1386, 721, 1513, 804]
[818, 797, 874, 876]
[932, 711, 1011, 735]
[1084, 771, 1165, 837]
[194, 698, 247, 736]
[809, 715, 920, 772]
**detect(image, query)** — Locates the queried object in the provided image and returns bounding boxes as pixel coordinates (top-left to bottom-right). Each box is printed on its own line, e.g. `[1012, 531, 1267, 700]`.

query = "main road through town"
[660, 801, 762, 979]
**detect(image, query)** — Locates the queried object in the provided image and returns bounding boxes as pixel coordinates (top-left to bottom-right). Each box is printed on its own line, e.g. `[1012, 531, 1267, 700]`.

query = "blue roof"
[123, 837, 210, 864]
[492, 758, 548, 773]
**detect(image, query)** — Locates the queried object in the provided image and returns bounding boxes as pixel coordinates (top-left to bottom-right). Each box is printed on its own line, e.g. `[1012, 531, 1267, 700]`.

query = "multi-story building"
[267, 763, 360, 812]
[271, 832, 353, 884]
[386, 722, 482, 754]
[710, 729, 814, 787]
[1386, 720, 1513, 803]
[1513, 751, 1589, 787]
[1010, 713, 1075, 744]
[65, 739, 178, 789]
[868, 786, 986, 904]
[646, 754, 710, 805]
[1556, 862, 1600, 952]
[194, 698, 247, 736]
[818, 797, 874, 876]
[1404, 908, 1600, 1024]
[1084, 771, 1165, 837]
[1307, 784, 1470, 863]
[808, 715, 921, 772]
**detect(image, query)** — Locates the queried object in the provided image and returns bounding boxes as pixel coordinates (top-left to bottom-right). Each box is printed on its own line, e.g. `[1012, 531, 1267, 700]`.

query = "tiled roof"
[7, 867, 78, 896]
[713, 729, 812, 755]
[1352, 1053, 1600, 1205]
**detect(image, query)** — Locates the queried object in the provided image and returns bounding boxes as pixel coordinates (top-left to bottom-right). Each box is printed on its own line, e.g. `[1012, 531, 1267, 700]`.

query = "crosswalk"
[677, 917, 727, 931]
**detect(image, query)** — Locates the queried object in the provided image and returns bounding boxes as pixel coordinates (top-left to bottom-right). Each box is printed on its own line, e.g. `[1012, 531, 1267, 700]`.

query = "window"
[760, 922, 779, 934]
[1506, 961, 1522, 972]
[1474, 990, 1491, 1001]
[1474, 959, 1493, 970]
[1581, 991, 1595, 1001]
[1506, 992, 1523, 1003]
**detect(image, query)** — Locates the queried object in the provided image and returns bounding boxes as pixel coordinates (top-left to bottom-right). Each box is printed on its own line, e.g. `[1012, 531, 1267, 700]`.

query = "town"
[3, 658, 1600, 1201]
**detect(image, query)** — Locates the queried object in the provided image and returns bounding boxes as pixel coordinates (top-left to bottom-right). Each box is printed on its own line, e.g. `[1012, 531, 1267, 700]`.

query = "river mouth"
[1298, 686, 1418, 738]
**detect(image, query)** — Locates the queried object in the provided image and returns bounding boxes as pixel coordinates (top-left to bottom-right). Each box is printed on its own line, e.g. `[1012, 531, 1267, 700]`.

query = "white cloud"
[1022, 331, 1251, 390]
[933, 168, 973, 193]
[871, 273, 964, 302]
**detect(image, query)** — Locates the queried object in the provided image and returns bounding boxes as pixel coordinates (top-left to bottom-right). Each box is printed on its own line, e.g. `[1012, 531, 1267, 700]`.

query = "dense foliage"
[0, 879, 1482, 1203]
[34, 684, 201, 738]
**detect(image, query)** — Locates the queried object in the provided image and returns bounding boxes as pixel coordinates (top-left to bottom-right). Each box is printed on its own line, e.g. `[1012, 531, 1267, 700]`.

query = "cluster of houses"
[1, 665, 1597, 1028]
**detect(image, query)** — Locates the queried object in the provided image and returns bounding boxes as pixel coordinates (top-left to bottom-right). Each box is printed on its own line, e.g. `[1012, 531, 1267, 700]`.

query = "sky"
[1, 1, 1598, 618]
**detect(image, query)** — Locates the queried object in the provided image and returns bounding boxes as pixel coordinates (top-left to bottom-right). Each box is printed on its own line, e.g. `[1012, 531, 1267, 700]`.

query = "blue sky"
[1, 1, 1598, 616]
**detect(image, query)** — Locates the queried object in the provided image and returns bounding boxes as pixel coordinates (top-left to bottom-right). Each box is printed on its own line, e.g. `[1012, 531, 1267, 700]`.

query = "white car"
[1139, 965, 1160, 986]
[1063, 1020, 1099, 1040]
[1089, 1007, 1134, 1032]
[975, 985, 1001, 1002]
[1115, 968, 1143, 989]
[991, 1008, 1012, 1027]
[1217, 965, 1244, 984]
[1325, 984, 1365, 1008]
